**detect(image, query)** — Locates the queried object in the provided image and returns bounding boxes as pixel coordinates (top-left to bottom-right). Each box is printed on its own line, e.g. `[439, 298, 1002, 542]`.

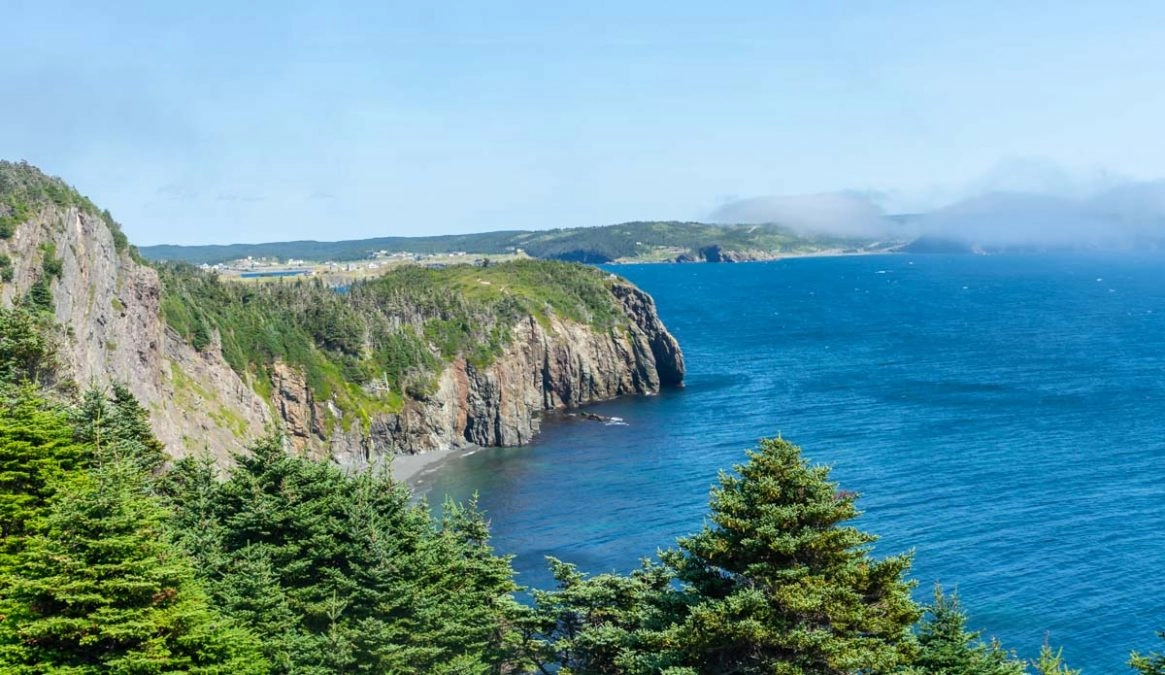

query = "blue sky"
[2, 1, 1164, 245]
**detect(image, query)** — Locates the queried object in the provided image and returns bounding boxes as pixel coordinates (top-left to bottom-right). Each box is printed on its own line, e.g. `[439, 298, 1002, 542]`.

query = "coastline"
[392, 444, 483, 490]
[390, 409, 637, 490]
[608, 247, 901, 265]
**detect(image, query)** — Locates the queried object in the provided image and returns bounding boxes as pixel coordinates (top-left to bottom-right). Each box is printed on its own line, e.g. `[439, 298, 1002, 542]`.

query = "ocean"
[419, 253, 1165, 671]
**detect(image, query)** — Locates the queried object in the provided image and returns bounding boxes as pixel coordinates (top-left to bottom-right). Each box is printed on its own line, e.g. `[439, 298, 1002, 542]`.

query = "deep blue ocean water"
[419, 254, 1165, 671]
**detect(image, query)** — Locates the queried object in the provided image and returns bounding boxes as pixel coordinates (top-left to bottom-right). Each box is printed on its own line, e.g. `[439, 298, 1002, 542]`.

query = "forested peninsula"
[2, 161, 1164, 673]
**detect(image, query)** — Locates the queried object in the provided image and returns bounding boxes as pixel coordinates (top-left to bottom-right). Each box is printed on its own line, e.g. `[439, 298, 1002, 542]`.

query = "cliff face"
[328, 305, 683, 467]
[1, 202, 684, 467]
[0, 207, 271, 462]
[674, 245, 780, 263]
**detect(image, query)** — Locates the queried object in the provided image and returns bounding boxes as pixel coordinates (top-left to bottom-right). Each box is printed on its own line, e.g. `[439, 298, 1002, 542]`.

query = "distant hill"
[139, 221, 899, 265]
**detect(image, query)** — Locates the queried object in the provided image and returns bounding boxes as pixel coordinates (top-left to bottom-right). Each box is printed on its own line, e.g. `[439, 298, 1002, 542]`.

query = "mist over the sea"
[709, 161, 1165, 250]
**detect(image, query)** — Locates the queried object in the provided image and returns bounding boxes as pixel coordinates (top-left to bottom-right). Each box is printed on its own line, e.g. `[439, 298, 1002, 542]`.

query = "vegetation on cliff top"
[0, 160, 134, 256]
[159, 259, 630, 422]
[0, 161, 652, 431]
[140, 220, 886, 266]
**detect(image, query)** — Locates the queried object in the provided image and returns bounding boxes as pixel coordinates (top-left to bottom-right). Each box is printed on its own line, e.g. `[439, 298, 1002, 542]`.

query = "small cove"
[422, 253, 1165, 671]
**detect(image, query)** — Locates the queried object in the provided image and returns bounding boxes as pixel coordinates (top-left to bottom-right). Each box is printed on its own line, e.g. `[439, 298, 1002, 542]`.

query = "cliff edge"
[0, 162, 683, 466]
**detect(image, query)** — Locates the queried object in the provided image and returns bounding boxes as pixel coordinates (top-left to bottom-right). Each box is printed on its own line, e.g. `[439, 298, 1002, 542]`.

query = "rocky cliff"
[674, 244, 780, 263]
[0, 204, 271, 461]
[0, 164, 684, 467]
[330, 291, 684, 466]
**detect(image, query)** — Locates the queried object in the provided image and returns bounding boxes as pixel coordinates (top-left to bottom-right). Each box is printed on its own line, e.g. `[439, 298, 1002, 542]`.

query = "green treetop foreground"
[3, 304, 1165, 672]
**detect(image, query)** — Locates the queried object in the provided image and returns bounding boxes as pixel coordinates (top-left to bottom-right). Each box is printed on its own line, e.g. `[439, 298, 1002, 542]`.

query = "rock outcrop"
[1, 201, 684, 467]
[675, 244, 779, 263]
[0, 206, 270, 462]
[331, 308, 684, 467]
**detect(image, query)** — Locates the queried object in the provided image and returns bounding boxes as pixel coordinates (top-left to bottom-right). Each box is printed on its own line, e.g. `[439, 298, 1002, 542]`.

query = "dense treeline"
[139, 221, 880, 266]
[2, 305, 1164, 672]
[160, 438, 519, 673]
[159, 259, 630, 427]
[0, 305, 519, 672]
[0, 311, 266, 672]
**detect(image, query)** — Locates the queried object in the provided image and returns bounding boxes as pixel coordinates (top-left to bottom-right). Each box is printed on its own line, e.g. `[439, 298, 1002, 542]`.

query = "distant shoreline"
[608, 247, 900, 265]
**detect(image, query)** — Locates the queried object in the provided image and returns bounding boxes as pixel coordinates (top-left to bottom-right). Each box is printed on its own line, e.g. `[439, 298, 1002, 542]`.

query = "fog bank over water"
[920, 182, 1165, 249]
[708, 192, 894, 239]
[711, 179, 1165, 250]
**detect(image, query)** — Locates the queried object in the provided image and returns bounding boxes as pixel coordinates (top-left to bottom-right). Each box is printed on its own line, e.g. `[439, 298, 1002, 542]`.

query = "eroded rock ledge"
[298, 290, 685, 468]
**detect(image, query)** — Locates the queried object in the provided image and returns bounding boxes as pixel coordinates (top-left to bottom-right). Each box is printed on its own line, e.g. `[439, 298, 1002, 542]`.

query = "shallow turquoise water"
[420, 254, 1165, 671]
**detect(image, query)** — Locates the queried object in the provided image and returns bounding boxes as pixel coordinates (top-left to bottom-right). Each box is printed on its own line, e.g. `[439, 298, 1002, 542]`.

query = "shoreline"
[608, 247, 901, 265]
[390, 409, 633, 491]
[391, 444, 483, 490]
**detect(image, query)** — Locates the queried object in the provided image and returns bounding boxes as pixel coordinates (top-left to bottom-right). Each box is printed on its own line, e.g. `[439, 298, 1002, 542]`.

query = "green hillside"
[160, 258, 631, 426]
[140, 220, 892, 265]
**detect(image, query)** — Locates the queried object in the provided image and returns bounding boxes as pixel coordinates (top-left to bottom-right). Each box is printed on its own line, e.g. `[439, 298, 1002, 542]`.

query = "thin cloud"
[707, 191, 895, 238]
[157, 183, 199, 200]
[216, 192, 265, 203]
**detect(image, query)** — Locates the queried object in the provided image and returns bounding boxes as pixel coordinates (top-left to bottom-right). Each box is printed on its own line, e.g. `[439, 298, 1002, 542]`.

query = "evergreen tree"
[0, 459, 267, 673]
[1031, 642, 1079, 675]
[523, 438, 921, 675]
[0, 306, 56, 386]
[159, 453, 229, 574]
[24, 277, 53, 313]
[913, 586, 1025, 674]
[652, 438, 921, 674]
[518, 557, 680, 675]
[164, 434, 519, 674]
[0, 387, 83, 549]
[72, 384, 166, 473]
[422, 496, 525, 671]
[1132, 634, 1165, 675]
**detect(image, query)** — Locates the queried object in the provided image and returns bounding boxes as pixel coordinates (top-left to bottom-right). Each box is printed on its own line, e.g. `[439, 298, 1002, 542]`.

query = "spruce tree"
[523, 438, 921, 675]
[0, 387, 83, 549]
[519, 557, 679, 674]
[1031, 642, 1079, 675]
[0, 306, 56, 386]
[1132, 635, 1165, 675]
[422, 496, 523, 671]
[658, 437, 921, 674]
[164, 434, 519, 674]
[0, 459, 267, 673]
[913, 586, 1025, 674]
[73, 384, 166, 473]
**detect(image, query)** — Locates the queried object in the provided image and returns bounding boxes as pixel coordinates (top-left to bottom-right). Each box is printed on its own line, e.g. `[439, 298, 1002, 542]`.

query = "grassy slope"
[160, 259, 630, 428]
[140, 221, 889, 265]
